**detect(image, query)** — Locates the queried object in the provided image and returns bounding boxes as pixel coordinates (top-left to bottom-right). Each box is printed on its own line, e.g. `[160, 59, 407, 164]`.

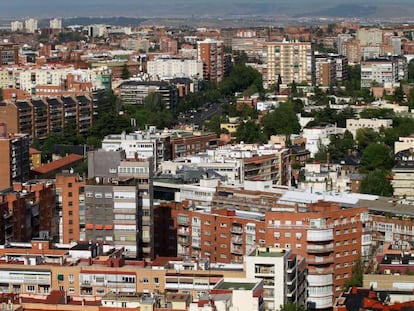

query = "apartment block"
[10, 21, 23, 32]
[206, 143, 290, 185]
[86, 151, 154, 260]
[0, 66, 109, 94]
[392, 149, 414, 200]
[147, 56, 203, 80]
[24, 18, 38, 33]
[264, 41, 314, 88]
[163, 190, 371, 309]
[197, 39, 225, 83]
[245, 247, 307, 310]
[117, 80, 179, 109]
[56, 172, 86, 244]
[0, 123, 30, 190]
[315, 55, 336, 87]
[361, 58, 399, 88]
[101, 128, 171, 171]
[0, 43, 19, 65]
[0, 95, 94, 140]
[0, 181, 57, 243]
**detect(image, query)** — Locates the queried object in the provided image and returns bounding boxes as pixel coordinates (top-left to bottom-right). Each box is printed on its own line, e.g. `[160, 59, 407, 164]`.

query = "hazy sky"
[1, 0, 413, 18]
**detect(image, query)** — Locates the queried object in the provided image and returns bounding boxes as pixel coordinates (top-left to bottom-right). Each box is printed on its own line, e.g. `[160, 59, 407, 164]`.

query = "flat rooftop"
[216, 282, 256, 290]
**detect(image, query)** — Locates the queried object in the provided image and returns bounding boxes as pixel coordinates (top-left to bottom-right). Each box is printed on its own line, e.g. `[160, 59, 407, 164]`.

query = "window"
[68, 211, 73, 216]
[122, 302, 127, 308]
[69, 220, 73, 225]
[68, 183, 73, 188]
[285, 243, 291, 248]
[57, 274, 64, 281]
[141, 278, 149, 283]
[69, 274, 74, 283]
[68, 287, 75, 294]
[68, 192, 73, 197]
[285, 232, 291, 238]
[27, 285, 35, 292]
[68, 201, 73, 207]
[154, 277, 159, 284]
[296, 244, 302, 249]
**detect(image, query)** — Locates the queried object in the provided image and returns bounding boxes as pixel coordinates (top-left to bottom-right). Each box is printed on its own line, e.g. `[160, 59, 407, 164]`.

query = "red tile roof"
[29, 148, 41, 155]
[31, 154, 84, 174]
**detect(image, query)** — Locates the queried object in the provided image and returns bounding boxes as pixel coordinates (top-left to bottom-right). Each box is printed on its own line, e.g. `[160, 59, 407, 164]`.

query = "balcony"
[178, 228, 190, 236]
[231, 236, 243, 244]
[308, 274, 333, 286]
[308, 267, 334, 275]
[307, 295, 333, 309]
[231, 247, 243, 255]
[230, 226, 243, 234]
[307, 256, 334, 265]
[307, 243, 334, 253]
[307, 229, 333, 242]
[177, 218, 189, 226]
[255, 267, 275, 275]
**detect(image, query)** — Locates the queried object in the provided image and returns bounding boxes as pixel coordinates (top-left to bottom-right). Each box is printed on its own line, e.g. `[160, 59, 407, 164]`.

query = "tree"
[0, 88, 3, 101]
[143, 93, 165, 112]
[359, 169, 393, 196]
[280, 302, 307, 311]
[121, 63, 131, 80]
[235, 120, 266, 144]
[290, 80, 298, 97]
[408, 59, 414, 82]
[261, 102, 301, 137]
[344, 256, 364, 290]
[359, 143, 393, 173]
[327, 131, 355, 160]
[355, 128, 380, 151]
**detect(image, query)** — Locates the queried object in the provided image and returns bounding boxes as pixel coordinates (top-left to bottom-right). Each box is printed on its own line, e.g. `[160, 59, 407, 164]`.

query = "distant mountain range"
[1, 0, 414, 19]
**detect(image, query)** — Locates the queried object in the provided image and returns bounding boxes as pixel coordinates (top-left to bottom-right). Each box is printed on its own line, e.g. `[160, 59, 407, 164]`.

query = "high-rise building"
[56, 172, 86, 244]
[337, 34, 353, 56]
[197, 39, 225, 83]
[0, 123, 30, 190]
[24, 18, 38, 33]
[264, 41, 314, 88]
[49, 18, 62, 30]
[10, 21, 23, 32]
[85, 150, 154, 260]
[245, 247, 307, 310]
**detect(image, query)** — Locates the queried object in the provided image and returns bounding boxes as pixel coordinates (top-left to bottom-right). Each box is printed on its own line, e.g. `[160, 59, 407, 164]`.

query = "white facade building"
[11, 21, 23, 32]
[24, 18, 38, 33]
[49, 18, 62, 30]
[0, 66, 109, 93]
[346, 118, 393, 137]
[147, 56, 203, 80]
[245, 247, 306, 311]
[101, 128, 168, 171]
[302, 124, 344, 157]
[361, 58, 399, 88]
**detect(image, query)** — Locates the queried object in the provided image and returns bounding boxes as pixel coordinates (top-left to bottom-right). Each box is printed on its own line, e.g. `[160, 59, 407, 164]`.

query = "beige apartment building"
[264, 41, 314, 88]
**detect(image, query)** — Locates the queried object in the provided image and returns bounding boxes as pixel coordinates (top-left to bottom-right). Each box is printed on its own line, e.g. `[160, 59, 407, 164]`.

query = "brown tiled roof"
[29, 147, 41, 155]
[32, 154, 84, 174]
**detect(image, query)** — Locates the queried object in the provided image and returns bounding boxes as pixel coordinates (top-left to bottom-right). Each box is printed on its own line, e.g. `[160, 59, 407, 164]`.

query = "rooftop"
[216, 282, 256, 291]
